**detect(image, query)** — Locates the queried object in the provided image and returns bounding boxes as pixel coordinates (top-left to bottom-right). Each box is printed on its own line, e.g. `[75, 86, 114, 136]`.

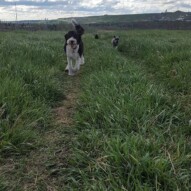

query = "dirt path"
[53, 75, 80, 126]
[0, 73, 81, 191]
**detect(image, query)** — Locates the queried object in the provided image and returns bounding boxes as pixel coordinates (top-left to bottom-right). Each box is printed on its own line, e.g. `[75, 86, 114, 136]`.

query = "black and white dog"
[111, 36, 120, 48]
[64, 19, 84, 76]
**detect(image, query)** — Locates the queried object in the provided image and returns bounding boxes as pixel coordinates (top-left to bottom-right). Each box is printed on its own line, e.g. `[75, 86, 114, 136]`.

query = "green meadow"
[0, 30, 191, 190]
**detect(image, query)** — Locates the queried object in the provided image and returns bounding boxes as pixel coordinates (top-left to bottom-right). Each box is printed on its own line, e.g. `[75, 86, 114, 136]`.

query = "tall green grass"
[118, 30, 191, 94]
[0, 31, 65, 155]
[62, 32, 191, 190]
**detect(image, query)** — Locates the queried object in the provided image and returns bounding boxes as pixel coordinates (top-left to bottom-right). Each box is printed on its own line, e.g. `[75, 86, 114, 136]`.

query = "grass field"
[0, 30, 191, 190]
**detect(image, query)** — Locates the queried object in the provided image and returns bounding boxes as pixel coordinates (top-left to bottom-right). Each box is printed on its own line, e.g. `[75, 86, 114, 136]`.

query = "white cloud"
[80, 0, 103, 8]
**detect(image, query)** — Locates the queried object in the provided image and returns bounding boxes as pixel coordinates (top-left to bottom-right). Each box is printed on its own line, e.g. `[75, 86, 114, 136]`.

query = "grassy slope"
[57, 12, 191, 24]
[58, 14, 154, 23]
[0, 30, 191, 190]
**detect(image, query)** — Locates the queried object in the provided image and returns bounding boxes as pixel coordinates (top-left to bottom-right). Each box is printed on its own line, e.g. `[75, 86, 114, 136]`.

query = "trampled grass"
[0, 30, 191, 190]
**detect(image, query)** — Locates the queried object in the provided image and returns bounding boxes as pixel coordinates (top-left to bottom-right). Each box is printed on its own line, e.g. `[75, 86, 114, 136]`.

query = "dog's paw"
[76, 65, 80, 71]
[68, 71, 75, 76]
[68, 68, 77, 76]
[68, 73, 75, 76]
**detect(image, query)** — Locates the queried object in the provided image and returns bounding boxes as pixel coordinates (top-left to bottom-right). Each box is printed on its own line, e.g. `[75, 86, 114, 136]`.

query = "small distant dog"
[64, 19, 85, 76]
[95, 34, 99, 39]
[111, 36, 120, 48]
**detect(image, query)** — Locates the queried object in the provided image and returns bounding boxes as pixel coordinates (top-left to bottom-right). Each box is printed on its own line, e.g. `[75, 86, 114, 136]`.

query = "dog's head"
[112, 36, 120, 47]
[65, 31, 81, 49]
[65, 21, 84, 49]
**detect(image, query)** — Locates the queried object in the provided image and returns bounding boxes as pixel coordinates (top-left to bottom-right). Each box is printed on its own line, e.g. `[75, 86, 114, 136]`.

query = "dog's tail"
[71, 19, 84, 36]
[71, 19, 78, 26]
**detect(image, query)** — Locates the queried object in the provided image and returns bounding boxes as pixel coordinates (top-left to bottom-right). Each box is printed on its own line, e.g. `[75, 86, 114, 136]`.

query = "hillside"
[1, 11, 191, 31]
[58, 11, 191, 24]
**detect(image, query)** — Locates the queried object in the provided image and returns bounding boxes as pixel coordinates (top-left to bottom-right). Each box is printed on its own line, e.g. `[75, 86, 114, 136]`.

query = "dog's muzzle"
[69, 41, 77, 49]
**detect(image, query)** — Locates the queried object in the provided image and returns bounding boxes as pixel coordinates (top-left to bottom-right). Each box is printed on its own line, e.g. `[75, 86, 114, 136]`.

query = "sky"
[0, 0, 191, 21]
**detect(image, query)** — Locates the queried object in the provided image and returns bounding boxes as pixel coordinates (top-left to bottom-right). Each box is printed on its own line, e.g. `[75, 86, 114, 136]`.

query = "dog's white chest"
[66, 45, 79, 59]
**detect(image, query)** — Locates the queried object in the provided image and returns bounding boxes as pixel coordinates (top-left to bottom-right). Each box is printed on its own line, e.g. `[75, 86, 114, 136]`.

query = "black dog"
[95, 34, 99, 39]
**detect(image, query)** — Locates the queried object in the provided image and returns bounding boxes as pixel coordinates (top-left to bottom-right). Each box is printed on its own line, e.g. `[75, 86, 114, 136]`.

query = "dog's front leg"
[68, 57, 75, 76]
[75, 57, 81, 71]
[65, 63, 69, 72]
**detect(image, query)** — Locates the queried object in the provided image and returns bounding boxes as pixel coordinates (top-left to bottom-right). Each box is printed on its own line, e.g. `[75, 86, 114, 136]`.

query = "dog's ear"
[65, 33, 69, 40]
[75, 25, 84, 35]
[76, 35, 81, 43]
[113, 36, 116, 38]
